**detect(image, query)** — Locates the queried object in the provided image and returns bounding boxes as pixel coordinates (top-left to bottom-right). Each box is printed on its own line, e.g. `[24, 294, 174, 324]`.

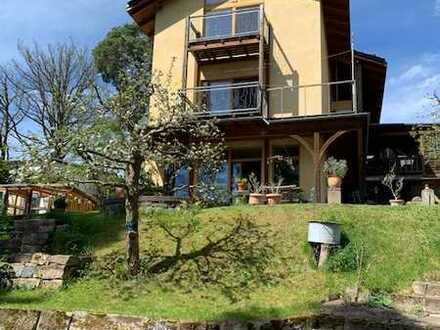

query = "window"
[231, 147, 262, 191]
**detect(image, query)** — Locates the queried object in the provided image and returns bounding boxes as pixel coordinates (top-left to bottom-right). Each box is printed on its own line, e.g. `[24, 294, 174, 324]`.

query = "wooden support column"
[313, 132, 321, 202]
[2, 189, 8, 216]
[227, 149, 233, 192]
[357, 128, 366, 201]
[261, 139, 270, 185]
[182, 16, 190, 90]
[25, 189, 33, 217]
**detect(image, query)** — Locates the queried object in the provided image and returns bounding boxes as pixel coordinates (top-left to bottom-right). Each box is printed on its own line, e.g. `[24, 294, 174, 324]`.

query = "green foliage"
[93, 24, 152, 87]
[0, 260, 13, 290]
[368, 291, 393, 308]
[413, 95, 440, 161]
[322, 157, 348, 178]
[0, 161, 12, 184]
[192, 182, 232, 207]
[326, 242, 365, 273]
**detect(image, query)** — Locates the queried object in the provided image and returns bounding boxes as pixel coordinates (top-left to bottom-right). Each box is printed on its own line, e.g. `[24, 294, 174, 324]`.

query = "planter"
[266, 193, 282, 205]
[249, 193, 266, 205]
[327, 176, 342, 188]
[389, 199, 405, 207]
[237, 182, 248, 192]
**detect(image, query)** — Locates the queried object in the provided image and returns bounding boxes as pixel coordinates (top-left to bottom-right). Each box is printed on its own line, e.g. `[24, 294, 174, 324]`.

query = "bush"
[192, 182, 232, 207]
[0, 260, 13, 290]
[326, 242, 364, 273]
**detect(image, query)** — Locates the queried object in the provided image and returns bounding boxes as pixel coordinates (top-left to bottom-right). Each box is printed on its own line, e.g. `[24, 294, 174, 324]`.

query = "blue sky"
[0, 0, 439, 123]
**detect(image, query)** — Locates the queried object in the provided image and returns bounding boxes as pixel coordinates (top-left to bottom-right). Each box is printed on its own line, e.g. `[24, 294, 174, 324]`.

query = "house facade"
[126, 0, 418, 202]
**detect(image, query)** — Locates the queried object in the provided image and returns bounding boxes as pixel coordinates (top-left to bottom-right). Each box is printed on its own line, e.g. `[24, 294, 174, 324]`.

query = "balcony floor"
[189, 34, 265, 63]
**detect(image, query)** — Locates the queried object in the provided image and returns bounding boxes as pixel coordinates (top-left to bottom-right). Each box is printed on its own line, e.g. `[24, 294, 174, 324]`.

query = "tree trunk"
[125, 158, 142, 275]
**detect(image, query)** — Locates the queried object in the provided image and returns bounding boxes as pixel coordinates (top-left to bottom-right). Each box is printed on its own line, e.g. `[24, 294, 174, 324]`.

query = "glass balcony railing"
[181, 81, 264, 116]
[187, 7, 269, 43]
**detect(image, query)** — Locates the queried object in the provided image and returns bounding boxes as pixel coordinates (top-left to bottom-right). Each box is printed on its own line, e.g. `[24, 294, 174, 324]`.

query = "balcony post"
[182, 16, 190, 90]
[351, 33, 358, 113]
[259, 4, 265, 117]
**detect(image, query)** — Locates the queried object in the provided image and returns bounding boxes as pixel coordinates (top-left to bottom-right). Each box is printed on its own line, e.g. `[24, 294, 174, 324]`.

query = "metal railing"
[187, 7, 269, 43]
[266, 80, 356, 117]
[366, 156, 424, 176]
[181, 81, 265, 116]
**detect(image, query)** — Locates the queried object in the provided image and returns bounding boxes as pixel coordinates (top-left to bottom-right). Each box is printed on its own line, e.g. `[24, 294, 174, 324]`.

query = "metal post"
[351, 33, 358, 113]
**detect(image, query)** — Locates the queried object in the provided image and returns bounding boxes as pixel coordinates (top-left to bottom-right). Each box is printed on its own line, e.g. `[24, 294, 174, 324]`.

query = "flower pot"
[237, 182, 248, 192]
[327, 176, 342, 188]
[266, 193, 282, 205]
[389, 199, 405, 207]
[249, 193, 266, 205]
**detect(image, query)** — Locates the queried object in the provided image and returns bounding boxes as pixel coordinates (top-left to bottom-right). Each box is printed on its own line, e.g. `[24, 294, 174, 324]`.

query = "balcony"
[181, 81, 265, 117]
[366, 156, 424, 177]
[186, 7, 269, 63]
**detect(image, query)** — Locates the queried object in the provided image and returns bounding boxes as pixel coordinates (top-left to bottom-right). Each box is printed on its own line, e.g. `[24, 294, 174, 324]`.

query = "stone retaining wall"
[2, 218, 68, 254]
[7, 253, 90, 289]
[0, 305, 434, 330]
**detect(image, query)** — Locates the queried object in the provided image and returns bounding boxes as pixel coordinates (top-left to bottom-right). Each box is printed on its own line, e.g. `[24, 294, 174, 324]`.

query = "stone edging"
[0, 305, 435, 330]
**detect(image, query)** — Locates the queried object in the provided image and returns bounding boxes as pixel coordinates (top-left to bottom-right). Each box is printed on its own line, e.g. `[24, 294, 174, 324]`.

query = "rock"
[69, 312, 153, 330]
[20, 265, 38, 278]
[12, 278, 41, 289]
[413, 282, 428, 296]
[37, 310, 72, 330]
[343, 287, 370, 304]
[31, 253, 51, 265]
[40, 279, 64, 289]
[38, 266, 66, 280]
[49, 255, 74, 266]
[0, 309, 40, 330]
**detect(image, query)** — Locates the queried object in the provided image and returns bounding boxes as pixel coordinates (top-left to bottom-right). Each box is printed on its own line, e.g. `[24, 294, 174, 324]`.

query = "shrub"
[192, 182, 232, 207]
[0, 260, 13, 290]
[326, 242, 364, 273]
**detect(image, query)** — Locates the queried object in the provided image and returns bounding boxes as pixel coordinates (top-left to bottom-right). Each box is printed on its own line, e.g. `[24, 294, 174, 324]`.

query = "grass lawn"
[1, 204, 440, 321]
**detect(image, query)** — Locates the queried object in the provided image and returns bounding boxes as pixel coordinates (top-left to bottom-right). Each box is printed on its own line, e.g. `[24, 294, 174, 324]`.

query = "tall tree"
[93, 24, 152, 88]
[0, 66, 23, 161]
[12, 43, 96, 160]
[21, 49, 225, 275]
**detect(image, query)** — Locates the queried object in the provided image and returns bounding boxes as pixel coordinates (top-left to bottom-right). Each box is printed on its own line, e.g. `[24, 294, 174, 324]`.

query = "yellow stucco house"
[127, 0, 388, 202]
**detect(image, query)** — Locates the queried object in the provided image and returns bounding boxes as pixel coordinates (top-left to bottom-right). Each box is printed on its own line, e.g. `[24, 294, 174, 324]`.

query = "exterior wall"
[266, 0, 328, 117]
[151, 0, 329, 117]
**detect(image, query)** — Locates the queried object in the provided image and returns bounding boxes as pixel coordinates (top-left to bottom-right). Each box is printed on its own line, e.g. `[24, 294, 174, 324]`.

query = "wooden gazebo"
[0, 184, 98, 217]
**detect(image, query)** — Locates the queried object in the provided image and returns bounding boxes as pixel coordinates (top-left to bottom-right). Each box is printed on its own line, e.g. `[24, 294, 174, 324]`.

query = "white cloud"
[381, 53, 440, 123]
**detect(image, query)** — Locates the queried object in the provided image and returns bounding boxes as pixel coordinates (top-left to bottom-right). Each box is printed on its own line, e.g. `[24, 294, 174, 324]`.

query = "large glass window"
[231, 147, 262, 191]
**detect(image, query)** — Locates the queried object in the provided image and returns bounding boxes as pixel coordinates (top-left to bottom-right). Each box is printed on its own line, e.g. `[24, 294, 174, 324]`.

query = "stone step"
[395, 294, 440, 314]
[413, 281, 440, 297]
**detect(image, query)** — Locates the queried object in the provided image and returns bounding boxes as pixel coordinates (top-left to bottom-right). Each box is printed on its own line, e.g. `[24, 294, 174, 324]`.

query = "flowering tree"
[20, 52, 225, 274]
[414, 94, 440, 162]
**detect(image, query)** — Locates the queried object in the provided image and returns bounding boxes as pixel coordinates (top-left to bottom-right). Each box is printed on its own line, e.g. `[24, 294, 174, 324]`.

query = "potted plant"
[382, 165, 405, 206]
[267, 178, 284, 205]
[323, 157, 348, 188]
[248, 173, 266, 205]
[236, 177, 248, 192]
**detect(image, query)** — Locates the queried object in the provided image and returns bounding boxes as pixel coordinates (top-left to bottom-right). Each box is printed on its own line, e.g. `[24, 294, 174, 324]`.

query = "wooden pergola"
[0, 184, 98, 217]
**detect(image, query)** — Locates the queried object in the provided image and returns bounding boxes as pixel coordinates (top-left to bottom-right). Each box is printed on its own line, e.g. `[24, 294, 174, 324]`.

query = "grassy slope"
[1, 204, 440, 321]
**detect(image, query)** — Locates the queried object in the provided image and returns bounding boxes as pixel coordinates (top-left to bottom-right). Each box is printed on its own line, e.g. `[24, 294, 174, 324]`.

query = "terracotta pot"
[237, 182, 248, 192]
[267, 193, 282, 205]
[389, 199, 405, 207]
[249, 193, 266, 205]
[327, 176, 342, 188]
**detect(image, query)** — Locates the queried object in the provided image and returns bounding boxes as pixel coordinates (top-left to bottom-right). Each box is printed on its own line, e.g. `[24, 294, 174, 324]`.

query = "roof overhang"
[322, 0, 351, 56]
[127, 0, 164, 36]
